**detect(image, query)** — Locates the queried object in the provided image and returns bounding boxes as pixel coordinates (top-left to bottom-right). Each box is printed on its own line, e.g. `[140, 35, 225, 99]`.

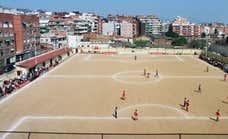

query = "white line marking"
[175, 55, 184, 62]
[2, 115, 228, 139]
[118, 104, 188, 118]
[0, 54, 79, 106]
[23, 116, 228, 120]
[46, 75, 112, 79]
[46, 74, 221, 79]
[0, 117, 28, 139]
[84, 55, 92, 61]
[88, 59, 179, 64]
[111, 71, 161, 85]
[163, 75, 221, 79]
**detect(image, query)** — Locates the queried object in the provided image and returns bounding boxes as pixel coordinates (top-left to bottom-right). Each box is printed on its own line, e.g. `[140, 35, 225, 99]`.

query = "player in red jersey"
[185, 99, 190, 112]
[224, 74, 227, 81]
[215, 109, 221, 121]
[120, 90, 126, 100]
[132, 109, 138, 120]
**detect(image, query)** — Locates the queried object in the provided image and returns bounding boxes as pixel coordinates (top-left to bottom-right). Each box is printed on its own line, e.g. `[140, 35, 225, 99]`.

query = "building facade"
[138, 15, 162, 35]
[172, 16, 200, 37]
[0, 13, 16, 72]
[13, 15, 40, 61]
[120, 21, 133, 38]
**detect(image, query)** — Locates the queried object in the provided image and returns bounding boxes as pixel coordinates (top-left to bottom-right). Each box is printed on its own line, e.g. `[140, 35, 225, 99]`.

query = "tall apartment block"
[138, 15, 162, 35]
[0, 13, 40, 73]
[14, 15, 40, 61]
[0, 13, 16, 73]
[172, 16, 200, 37]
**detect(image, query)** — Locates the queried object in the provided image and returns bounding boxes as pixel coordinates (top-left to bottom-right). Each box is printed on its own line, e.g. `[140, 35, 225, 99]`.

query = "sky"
[0, 0, 228, 23]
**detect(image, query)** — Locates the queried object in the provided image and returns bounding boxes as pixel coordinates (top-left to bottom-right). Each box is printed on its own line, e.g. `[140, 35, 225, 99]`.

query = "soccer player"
[132, 109, 138, 120]
[134, 55, 137, 60]
[147, 72, 150, 78]
[155, 69, 159, 78]
[144, 69, 146, 76]
[185, 99, 190, 112]
[120, 90, 126, 100]
[206, 66, 209, 72]
[224, 73, 227, 81]
[113, 106, 118, 119]
[198, 83, 202, 93]
[183, 97, 187, 107]
[215, 109, 221, 121]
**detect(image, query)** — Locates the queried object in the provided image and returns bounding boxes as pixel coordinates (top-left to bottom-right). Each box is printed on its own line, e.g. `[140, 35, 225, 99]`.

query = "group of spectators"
[199, 54, 227, 72]
[0, 77, 29, 97]
[0, 60, 61, 99]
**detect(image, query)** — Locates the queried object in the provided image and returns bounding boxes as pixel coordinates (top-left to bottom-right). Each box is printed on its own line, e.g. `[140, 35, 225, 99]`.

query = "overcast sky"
[0, 0, 228, 23]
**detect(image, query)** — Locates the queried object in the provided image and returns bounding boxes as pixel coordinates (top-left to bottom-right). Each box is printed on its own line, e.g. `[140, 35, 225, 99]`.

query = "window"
[4, 40, 10, 46]
[0, 51, 4, 57]
[4, 31, 9, 37]
[3, 21, 9, 28]
[0, 40, 3, 47]
[9, 22, 13, 28]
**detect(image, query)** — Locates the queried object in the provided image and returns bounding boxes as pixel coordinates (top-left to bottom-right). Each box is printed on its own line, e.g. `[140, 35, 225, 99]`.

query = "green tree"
[201, 32, 206, 38]
[134, 40, 150, 48]
[171, 37, 188, 46]
[165, 30, 179, 38]
[214, 28, 218, 35]
[189, 39, 206, 49]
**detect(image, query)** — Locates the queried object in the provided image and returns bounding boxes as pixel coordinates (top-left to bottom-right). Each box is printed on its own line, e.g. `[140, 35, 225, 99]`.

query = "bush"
[189, 39, 206, 49]
[171, 37, 188, 46]
[200, 51, 228, 64]
[134, 40, 150, 48]
[165, 30, 179, 38]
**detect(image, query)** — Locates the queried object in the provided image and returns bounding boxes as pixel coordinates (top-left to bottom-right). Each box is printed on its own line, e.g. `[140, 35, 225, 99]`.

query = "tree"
[134, 40, 150, 48]
[214, 28, 218, 35]
[165, 30, 179, 38]
[189, 39, 206, 49]
[171, 37, 188, 46]
[201, 32, 206, 38]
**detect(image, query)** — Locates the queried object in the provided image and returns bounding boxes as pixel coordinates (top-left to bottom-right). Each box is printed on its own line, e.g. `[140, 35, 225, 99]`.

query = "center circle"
[112, 71, 162, 85]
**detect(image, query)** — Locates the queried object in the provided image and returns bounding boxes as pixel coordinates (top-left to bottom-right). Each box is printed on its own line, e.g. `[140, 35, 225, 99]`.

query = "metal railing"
[0, 131, 228, 139]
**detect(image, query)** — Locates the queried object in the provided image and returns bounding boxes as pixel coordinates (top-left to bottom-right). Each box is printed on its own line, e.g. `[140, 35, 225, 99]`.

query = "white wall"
[67, 35, 83, 48]
[102, 22, 115, 36]
[120, 21, 133, 38]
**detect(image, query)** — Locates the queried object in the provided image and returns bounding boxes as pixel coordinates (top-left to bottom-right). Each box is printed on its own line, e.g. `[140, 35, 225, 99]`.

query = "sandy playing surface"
[0, 54, 228, 139]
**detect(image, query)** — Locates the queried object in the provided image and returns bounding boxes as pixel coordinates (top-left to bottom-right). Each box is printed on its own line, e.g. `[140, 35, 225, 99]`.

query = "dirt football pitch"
[0, 54, 228, 139]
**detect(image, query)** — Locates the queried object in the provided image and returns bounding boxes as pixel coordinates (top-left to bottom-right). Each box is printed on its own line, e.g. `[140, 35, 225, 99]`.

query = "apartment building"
[172, 16, 200, 37]
[13, 15, 40, 61]
[120, 20, 133, 38]
[0, 13, 16, 72]
[138, 15, 162, 35]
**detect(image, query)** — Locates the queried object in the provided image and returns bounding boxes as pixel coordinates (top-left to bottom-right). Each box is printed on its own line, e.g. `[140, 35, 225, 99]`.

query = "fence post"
[179, 134, 181, 139]
[27, 132, 31, 139]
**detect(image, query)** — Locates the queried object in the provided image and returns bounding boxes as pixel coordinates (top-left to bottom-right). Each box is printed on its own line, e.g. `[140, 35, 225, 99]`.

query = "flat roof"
[17, 47, 71, 69]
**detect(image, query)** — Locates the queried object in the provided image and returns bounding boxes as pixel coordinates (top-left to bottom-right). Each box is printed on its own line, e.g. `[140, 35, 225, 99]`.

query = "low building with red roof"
[16, 47, 72, 73]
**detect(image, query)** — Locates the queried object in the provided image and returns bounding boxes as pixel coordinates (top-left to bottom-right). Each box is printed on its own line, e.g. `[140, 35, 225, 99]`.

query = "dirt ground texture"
[0, 54, 228, 139]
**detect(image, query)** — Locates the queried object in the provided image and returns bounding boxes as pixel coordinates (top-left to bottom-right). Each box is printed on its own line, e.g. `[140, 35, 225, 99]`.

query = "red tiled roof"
[17, 47, 71, 69]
